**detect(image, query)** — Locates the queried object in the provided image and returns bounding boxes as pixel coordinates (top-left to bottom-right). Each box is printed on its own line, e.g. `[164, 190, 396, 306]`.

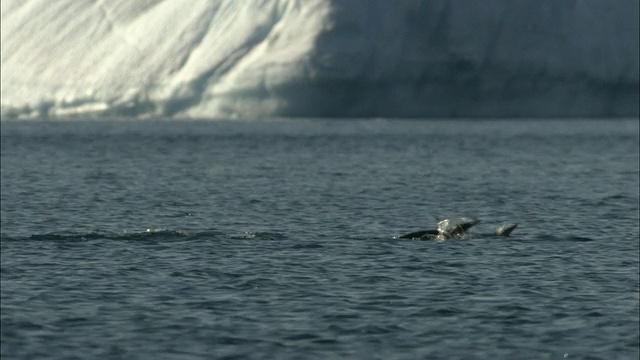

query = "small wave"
[2, 229, 196, 242]
[229, 231, 288, 240]
[28, 231, 121, 242]
[2, 229, 289, 242]
[533, 234, 596, 242]
[289, 242, 323, 249]
[566, 235, 596, 242]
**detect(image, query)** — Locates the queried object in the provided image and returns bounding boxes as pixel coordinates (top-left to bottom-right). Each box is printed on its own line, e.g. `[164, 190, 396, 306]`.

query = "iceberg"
[1, 0, 638, 119]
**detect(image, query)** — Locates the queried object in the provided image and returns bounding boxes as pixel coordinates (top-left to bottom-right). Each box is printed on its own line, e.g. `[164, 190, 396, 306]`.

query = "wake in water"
[0, 229, 288, 242]
[0, 224, 606, 244]
[1, 217, 520, 243]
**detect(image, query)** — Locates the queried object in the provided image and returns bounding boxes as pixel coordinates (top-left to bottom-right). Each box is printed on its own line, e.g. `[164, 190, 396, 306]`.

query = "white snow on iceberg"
[1, 0, 638, 119]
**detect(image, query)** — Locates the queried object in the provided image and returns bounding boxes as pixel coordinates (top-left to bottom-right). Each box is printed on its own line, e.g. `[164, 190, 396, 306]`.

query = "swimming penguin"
[399, 217, 517, 240]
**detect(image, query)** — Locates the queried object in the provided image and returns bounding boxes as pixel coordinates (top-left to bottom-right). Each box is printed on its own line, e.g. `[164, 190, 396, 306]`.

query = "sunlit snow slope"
[1, 0, 638, 119]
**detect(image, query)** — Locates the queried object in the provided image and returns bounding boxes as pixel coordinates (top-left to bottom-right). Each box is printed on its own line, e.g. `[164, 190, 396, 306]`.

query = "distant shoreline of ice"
[2, 0, 638, 119]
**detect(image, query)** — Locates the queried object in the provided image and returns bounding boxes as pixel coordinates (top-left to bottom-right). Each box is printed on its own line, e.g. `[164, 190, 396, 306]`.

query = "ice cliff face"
[1, 0, 638, 119]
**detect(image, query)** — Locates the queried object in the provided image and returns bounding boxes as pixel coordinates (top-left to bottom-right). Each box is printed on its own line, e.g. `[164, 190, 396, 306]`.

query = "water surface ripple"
[1, 119, 638, 359]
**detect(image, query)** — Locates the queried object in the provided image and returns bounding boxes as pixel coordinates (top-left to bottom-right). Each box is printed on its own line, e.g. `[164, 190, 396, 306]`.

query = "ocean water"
[1, 118, 638, 359]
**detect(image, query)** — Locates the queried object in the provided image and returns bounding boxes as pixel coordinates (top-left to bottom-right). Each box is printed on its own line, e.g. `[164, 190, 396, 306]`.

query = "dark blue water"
[1, 119, 638, 359]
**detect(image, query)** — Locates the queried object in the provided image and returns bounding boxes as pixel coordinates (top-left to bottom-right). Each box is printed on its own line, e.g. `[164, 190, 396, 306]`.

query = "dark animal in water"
[399, 218, 517, 240]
